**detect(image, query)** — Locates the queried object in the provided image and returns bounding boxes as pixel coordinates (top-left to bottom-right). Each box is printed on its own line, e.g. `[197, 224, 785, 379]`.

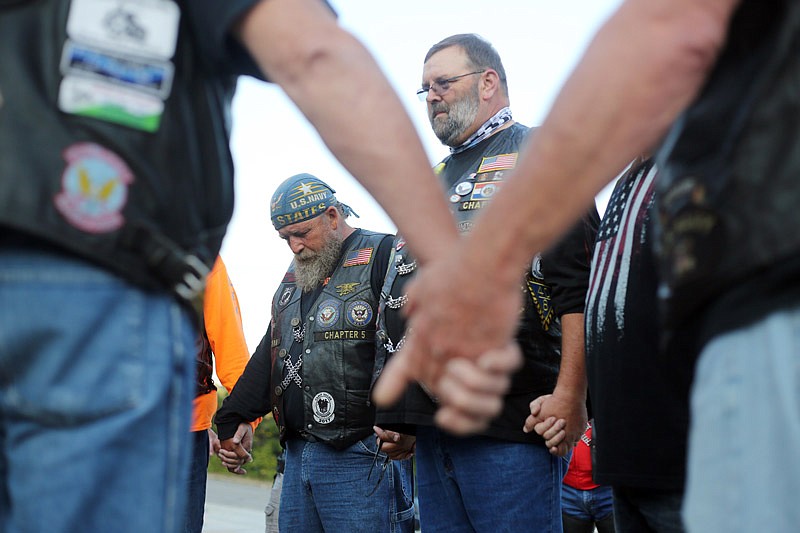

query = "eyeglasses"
[366, 440, 390, 497]
[416, 70, 485, 101]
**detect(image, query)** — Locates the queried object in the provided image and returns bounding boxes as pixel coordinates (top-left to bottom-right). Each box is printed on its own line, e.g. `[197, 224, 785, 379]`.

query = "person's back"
[0, 2, 466, 531]
[561, 421, 615, 533]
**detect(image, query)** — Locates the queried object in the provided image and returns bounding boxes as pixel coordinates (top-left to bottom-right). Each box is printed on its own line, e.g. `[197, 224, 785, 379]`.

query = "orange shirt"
[191, 257, 259, 432]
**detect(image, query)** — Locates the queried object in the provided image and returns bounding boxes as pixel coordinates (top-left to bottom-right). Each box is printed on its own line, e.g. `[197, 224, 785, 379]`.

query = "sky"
[222, 0, 623, 351]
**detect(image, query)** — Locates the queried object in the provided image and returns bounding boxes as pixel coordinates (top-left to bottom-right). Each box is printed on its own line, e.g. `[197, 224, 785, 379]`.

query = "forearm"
[553, 313, 587, 402]
[465, 0, 737, 284]
[237, 0, 458, 263]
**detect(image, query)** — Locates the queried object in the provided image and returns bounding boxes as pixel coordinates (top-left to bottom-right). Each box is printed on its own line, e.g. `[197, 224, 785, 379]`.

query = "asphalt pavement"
[203, 473, 271, 533]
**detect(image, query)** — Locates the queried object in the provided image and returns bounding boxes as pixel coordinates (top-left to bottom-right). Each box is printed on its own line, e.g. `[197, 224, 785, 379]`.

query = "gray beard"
[294, 234, 344, 293]
[430, 84, 480, 147]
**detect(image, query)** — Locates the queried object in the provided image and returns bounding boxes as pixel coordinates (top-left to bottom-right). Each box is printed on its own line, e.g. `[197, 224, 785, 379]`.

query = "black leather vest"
[0, 0, 236, 300]
[270, 230, 387, 449]
[655, 0, 800, 327]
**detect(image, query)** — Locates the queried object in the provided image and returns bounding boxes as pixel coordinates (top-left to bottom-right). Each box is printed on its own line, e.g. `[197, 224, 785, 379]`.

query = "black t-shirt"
[585, 159, 696, 490]
[379, 123, 598, 443]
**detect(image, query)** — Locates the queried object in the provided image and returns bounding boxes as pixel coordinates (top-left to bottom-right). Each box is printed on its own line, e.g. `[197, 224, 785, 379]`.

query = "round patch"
[54, 142, 134, 233]
[454, 181, 473, 196]
[449, 194, 461, 203]
[316, 299, 340, 328]
[312, 392, 335, 424]
[457, 220, 474, 233]
[395, 237, 406, 251]
[346, 300, 373, 327]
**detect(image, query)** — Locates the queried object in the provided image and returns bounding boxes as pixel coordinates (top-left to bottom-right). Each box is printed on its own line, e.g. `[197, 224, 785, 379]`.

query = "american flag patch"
[343, 247, 373, 267]
[477, 153, 517, 173]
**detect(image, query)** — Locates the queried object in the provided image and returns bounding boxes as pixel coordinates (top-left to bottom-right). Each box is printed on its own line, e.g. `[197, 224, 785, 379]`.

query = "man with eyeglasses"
[373, 33, 599, 532]
[214, 173, 414, 533]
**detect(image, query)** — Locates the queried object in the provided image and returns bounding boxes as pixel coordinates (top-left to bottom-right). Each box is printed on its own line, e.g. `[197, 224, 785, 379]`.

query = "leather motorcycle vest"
[0, 0, 236, 300]
[655, 0, 800, 327]
[375, 124, 561, 396]
[270, 230, 387, 449]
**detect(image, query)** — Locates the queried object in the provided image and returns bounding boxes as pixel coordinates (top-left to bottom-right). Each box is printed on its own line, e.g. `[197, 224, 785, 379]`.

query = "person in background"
[186, 256, 259, 533]
[376, 1, 800, 532]
[579, 156, 690, 532]
[561, 420, 615, 533]
[374, 34, 598, 532]
[215, 174, 414, 532]
[264, 449, 285, 533]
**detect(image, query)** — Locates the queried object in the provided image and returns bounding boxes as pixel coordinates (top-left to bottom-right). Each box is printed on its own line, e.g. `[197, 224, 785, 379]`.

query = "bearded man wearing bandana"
[214, 174, 414, 533]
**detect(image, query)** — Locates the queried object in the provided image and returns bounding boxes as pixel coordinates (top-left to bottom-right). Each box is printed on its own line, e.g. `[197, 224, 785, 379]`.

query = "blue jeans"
[562, 484, 614, 522]
[684, 305, 800, 533]
[415, 425, 569, 532]
[0, 245, 196, 533]
[281, 435, 414, 532]
[612, 486, 684, 533]
[185, 430, 210, 533]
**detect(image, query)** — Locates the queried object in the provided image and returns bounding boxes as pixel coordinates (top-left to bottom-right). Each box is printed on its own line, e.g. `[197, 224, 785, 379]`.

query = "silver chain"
[383, 333, 406, 354]
[385, 294, 408, 309]
[395, 260, 417, 275]
[281, 356, 303, 389]
[292, 323, 306, 343]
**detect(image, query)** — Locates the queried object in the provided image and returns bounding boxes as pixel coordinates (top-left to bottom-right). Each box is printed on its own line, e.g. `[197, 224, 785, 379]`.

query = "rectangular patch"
[342, 247, 373, 267]
[313, 330, 375, 342]
[470, 181, 503, 201]
[58, 75, 163, 132]
[67, 0, 180, 60]
[477, 153, 518, 173]
[61, 40, 174, 97]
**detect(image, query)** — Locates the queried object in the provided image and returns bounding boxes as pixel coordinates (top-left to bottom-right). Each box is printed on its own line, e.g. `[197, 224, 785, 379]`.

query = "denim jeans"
[684, 305, 800, 533]
[612, 486, 685, 533]
[185, 430, 211, 533]
[562, 483, 614, 522]
[280, 435, 414, 532]
[0, 245, 196, 533]
[415, 425, 569, 533]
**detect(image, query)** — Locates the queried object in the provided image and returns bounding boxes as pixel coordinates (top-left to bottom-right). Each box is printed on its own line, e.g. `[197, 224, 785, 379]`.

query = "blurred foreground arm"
[373, 0, 739, 426]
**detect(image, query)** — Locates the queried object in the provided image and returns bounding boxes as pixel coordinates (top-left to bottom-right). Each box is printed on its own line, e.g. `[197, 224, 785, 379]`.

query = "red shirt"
[562, 422, 599, 490]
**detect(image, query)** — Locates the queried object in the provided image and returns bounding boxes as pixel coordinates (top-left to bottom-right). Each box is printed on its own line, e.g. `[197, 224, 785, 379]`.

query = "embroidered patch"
[433, 162, 446, 175]
[346, 300, 373, 327]
[278, 286, 295, 307]
[395, 238, 406, 251]
[54, 142, 133, 233]
[58, 75, 165, 132]
[67, 0, 180, 60]
[316, 299, 340, 328]
[312, 392, 335, 424]
[458, 200, 486, 211]
[457, 220, 474, 233]
[313, 330, 375, 342]
[335, 282, 360, 297]
[470, 181, 502, 200]
[531, 254, 544, 280]
[342, 247, 373, 267]
[477, 153, 518, 173]
[525, 275, 554, 331]
[282, 272, 296, 283]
